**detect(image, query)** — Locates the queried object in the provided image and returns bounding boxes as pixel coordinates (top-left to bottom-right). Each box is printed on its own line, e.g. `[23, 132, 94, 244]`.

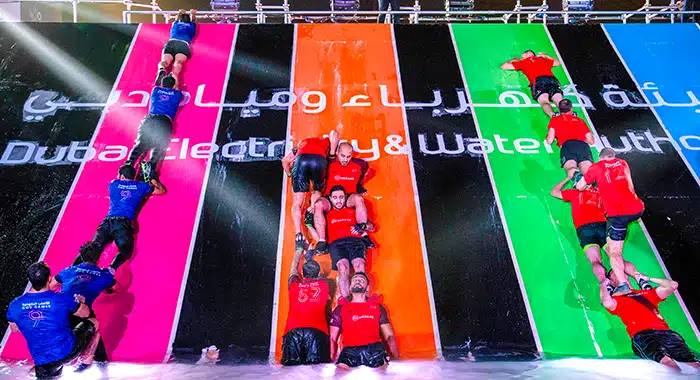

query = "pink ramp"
[1, 24, 236, 363]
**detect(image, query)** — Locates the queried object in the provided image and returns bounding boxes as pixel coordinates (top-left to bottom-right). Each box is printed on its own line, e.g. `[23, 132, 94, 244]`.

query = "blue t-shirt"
[170, 21, 196, 43]
[107, 179, 153, 220]
[149, 86, 183, 120]
[6, 291, 79, 365]
[56, 263, 116, 307]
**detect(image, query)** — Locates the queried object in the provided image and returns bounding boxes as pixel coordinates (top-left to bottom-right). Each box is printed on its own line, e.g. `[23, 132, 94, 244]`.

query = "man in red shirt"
[281, 249, 331, 365]
[282, 130, 339, 250]
[501, 50, 563, 117]
[319, 186, 374, 298]
[329, 272, 398, 368]
[312, 143, 373, 253]
[576, 148, 645, 295]
[601, 271, 699, 371]
[551, 174, 651, 291]
[545, 99, 595, 179]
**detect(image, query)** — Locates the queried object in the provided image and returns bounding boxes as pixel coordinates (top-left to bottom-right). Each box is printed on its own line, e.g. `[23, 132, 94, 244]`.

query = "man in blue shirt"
[158, 8, 197, 84]
[6, 262, 95, 379]
[57, 243, 116, 370]
[78, 164, 165, 271]
[125, 74, 182, 182]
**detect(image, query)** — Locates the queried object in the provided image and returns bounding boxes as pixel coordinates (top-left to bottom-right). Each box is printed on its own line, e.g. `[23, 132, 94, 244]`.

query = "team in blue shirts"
[6, 12, 195, 376]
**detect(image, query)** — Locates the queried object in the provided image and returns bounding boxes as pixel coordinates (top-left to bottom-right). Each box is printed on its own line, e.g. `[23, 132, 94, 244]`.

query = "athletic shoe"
[156, 69, 167, 85]
[74, 363, 91, 372]
[304, 249, 314, 262]
[571, 170, 583, 187]
[140, 161, 153, 183]
[606, 284, 614, 295]
[315, 240, 328, 254]
[304, 209, 314, 229]
[294, 233, 306, 251]
[612, 283, 632, 296]
[638, 278, 653, 290]
[361, 235, 376, 249]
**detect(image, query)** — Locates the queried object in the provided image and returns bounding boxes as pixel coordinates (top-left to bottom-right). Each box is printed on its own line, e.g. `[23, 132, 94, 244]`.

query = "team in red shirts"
[501, 49, 563, 117]
[545, 99, 595, 181]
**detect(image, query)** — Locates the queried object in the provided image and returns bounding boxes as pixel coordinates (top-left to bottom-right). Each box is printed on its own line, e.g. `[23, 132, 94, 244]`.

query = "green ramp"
[451, 23, 699, 357]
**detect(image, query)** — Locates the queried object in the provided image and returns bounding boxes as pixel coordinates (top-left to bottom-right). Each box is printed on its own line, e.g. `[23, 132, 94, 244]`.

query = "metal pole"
[72, 0, 78, 22]
[151, 0, 157, 23]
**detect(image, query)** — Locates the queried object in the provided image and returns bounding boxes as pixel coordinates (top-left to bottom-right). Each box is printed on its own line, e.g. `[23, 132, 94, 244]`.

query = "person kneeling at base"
[6, 262, 98, 379]
[600, 270, 700, 372]
[329, 272, 398, 369]
[282, 249, 331, 365]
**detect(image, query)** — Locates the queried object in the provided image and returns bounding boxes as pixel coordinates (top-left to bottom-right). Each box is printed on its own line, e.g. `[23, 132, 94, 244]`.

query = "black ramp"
[172, 25, 293, 362]
[393, 24, 537, 359]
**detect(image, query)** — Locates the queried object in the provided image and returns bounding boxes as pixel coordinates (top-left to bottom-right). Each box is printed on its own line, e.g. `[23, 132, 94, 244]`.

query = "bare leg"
[159, 54, 173, 72]
[563, 160, 578, 178]
[337, 259, 351, 298]
[172, 53, 188, 82]
[551, 93, 564, 111]
[606, 238, 630, 288]
[659, 356, 681, 371]
[688, 362, 700, 370]
[78, 330, 101, 366]
[292, 192, 306, 235]
[538, 93, 554, 117]
[347, 194, 367, 224]
[351, 258, 366, 274]
[314, 198, 330, 242]
[578, 160, 592, 175]
[583, 245, 607, 284]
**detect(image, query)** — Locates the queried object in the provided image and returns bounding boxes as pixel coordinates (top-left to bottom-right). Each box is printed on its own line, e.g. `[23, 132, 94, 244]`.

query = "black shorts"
[34, 319, 96, 379]
[163, 39, 191, 59]
[329, 237, 366, 271]
[337, 342, 387, 368]
[632, 329, 698, 363]
[560, 140, 593, 167]
[576, 222, 607, 249]
[281, 327, 330, 365]
[139, 115, 173, 147]
[291, 154, 327, 193]
[531, 75, 563, 101]
[607, 212, 643, 241]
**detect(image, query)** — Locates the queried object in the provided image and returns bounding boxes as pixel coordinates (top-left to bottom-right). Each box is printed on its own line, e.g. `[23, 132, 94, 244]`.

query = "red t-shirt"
[330, 301, 389, 347]
[326, 206, 359, 243]
[610, 289, 669, 337]
[296, 137, 330, 156]
[325, 158, 369, 195]
[548, 113, 591, 147]
[583, 158, 645, 217]
[561, 189, 607, 229]
[285, 276, 330, 335]
[511, 56, 555, 85]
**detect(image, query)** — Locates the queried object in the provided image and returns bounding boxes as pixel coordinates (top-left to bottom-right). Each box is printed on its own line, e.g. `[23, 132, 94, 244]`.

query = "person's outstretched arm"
[329, 326, 340, 361]
[380, 323, 398, 359]
[190, 8, 197, 22]
[150, 178, 166, 195]
[500, 60, 516, 70]
[288, 248, 303, 286]
[650, 276, 679, 300]
[329, 129, 340, 156]
[550, 176, 571, 199]
[600, 282, 617, 311]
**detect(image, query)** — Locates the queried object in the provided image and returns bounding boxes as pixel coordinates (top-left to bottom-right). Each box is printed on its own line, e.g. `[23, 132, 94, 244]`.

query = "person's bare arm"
[575, 176, 588, 191]
[545, 128, 556, 145]
[288, 248, 303, 285]
[72, 299, 90, 319]
[651, 277, 679, 300]
[329, 326, 340, 361]
[190, 8, 197, 22]
[585, 132, 595, 146]
[49, 277, 61, 292]
[329, 129, 340, 156]
[600, 283, 617, 311]
[550, 176, 571, 199]
[281, 151, 296, 177]
[624, 165, 635, 194]
[538, 53, 560, 66]
[500, 61, 516, 70]
[150, 179, 166, 195]
[380, 323, 399, 359]
[9, 322, 19, 332]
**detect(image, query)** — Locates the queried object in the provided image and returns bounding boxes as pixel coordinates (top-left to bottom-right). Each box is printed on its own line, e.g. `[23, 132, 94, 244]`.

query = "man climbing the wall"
[158, 9, 197, 84]
[281, 129, 340, 250]
[545, 99, 595, 181]
[501, 49, 563, 117]
[6, 262, 97, 379]
[312, 142, 373, 254]
[316, 185, 374, 298]
[125, 74, 182, 182]
[330, 272, 398, 368]
[281, 249, 331, 365]
[551, 174, 651, 292]
[58, 242, 116, 370]
[601, 271, 700, 372]
[576, 148, 645, 296]
[81, 165, 165, 272]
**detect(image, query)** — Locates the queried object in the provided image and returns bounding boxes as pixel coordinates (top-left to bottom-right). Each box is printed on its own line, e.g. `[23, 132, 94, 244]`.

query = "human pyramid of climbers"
[501, 50, 699, 371]
[6, 10, 197, 378]
[279, 131, 399, 368]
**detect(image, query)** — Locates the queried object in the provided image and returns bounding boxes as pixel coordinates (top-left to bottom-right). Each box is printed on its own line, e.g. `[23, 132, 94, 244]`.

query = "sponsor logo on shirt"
[333, 175, 356, 181]
[352, 314, 375, 322]
[330, 218, 353, 224]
